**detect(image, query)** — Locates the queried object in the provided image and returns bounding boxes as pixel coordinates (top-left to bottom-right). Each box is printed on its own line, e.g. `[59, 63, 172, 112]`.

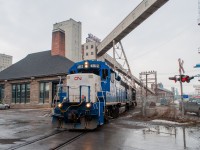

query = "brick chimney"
[51, 29, 65, 57]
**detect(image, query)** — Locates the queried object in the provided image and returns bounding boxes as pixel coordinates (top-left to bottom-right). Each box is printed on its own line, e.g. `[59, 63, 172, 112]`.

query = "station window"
[86, 46, 88, 49]
[0, 85, 5, 103]
[91, 45, 94, 49]
[91, 52, 94, 55]
[12, 83, 30, 104]
[86, 52, 88, 56]
[39, 82, 49, 103]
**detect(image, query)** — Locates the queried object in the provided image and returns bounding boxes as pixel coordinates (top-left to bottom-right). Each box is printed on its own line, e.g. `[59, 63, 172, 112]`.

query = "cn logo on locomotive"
[74, 77, 82, 80]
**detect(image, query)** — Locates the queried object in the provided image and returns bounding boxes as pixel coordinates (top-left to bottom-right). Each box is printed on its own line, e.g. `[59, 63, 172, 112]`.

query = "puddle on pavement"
[111, 119, 200, 150]
[142, 125, 200, 150]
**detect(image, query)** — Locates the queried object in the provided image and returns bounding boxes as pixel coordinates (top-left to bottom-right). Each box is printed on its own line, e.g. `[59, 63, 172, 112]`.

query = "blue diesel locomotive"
[52, 60, 136, 129]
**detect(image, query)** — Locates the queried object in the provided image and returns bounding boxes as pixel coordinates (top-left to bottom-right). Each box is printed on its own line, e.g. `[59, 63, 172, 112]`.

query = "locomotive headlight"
[85, 64, 89, 68]
[84, 61, 89, 68]
[86, 103, 92, 108]
[58, 103, 63, 108]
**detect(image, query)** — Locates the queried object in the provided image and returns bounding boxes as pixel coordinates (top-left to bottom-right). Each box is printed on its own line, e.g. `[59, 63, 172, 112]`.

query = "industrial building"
[82, 33, 101, 60]
[156, 83, 174, 103]
[53, 19, 82, 62]
[0, 53, 12, 72]
[0, 19, 81, 108]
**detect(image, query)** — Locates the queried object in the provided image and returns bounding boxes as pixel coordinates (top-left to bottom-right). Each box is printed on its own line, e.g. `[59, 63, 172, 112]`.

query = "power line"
[132, 23, 194, 60]
[158, 70, 200, 76]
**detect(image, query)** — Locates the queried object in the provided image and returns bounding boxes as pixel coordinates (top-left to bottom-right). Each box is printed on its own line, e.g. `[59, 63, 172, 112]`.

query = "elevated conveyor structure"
[97, 0, 168, 56]
[97, 0, 168, 94]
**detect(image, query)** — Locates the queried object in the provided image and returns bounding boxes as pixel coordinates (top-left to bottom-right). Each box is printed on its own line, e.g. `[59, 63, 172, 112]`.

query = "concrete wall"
[82, 41, 98, 60]
[53, 19, 82, 62]
[0, 53, 12, 72]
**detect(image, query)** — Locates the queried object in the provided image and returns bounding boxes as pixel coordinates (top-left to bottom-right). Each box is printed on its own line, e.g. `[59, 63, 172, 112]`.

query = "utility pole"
[140, 71, 157, 117]
[139, 74, 145, 116]
[178, 58, 185, 117]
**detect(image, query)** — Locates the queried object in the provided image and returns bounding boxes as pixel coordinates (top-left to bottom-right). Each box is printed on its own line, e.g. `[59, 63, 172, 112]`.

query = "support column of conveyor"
[97, 0, 168, 94]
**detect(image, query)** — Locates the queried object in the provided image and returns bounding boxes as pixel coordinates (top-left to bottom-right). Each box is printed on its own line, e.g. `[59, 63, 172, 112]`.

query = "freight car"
[52, 60, 136, 129]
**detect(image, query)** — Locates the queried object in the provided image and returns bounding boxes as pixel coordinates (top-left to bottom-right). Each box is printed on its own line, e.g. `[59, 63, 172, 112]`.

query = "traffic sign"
[182, 95, 189, 99]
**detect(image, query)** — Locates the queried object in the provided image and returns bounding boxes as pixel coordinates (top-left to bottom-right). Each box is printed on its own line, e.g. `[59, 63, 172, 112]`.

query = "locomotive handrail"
[79, 85, 91, 103]
[67, 85, 91, 102]
[59, 100, 85, 113]
[95, 92, 100, 117]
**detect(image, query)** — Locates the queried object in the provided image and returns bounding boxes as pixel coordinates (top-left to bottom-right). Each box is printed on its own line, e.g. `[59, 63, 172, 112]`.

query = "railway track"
[51, 132, 87, 150]
[8, 129, 87, 150]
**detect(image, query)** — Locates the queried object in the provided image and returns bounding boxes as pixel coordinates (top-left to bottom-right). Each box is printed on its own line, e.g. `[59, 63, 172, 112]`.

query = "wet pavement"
[0, 108, 200, 150]
[59, 117, 200, 150]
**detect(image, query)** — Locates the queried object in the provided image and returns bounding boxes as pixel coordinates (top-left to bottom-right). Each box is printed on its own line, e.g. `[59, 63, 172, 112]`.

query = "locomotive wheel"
[115, 106, 119, 118]
[126, 103, 130, 111]
[132, 102, 135, 109]
[135, 102, 137, 106]
[112, 106, 119, 118]
[104, 109, 109, 123]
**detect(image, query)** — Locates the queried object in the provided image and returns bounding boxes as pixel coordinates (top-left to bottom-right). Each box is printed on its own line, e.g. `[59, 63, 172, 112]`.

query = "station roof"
[0, 51, 74, 81]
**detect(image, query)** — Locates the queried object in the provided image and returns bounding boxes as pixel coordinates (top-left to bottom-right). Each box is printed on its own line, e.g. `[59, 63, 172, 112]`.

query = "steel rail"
[8, 129, 68, 150]
[51, 132, 87, 150]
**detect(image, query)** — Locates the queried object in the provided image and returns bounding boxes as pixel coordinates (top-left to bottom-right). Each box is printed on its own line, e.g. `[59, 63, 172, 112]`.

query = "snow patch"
[152, 119, 189, 125]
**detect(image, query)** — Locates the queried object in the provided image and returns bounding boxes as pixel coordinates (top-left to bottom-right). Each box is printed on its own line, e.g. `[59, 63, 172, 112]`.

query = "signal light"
[180, 75, 187, 82]
[181, 75, 194, 83]
[169, 76, 177, 82]
[169, 75, 194, 83]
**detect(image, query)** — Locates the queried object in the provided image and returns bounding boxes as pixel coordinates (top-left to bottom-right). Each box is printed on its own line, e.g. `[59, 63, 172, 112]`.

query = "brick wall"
[51, 29, 65, 57]
[4, 82, 11, 104]
[30, 79, 39, 105]
[0, 75, 67, 109]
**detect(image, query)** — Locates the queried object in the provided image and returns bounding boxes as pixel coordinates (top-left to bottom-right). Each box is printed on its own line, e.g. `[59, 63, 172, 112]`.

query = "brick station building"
[0, 51, 73, 108]
[0, 19, 81, 108]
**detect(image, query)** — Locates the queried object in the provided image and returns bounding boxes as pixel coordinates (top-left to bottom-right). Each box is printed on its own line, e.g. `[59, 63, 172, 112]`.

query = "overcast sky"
[0, 0, 200, 94]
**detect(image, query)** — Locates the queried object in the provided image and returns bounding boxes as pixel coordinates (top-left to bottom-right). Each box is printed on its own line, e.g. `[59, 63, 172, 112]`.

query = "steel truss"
[112, 40, 135, 89]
